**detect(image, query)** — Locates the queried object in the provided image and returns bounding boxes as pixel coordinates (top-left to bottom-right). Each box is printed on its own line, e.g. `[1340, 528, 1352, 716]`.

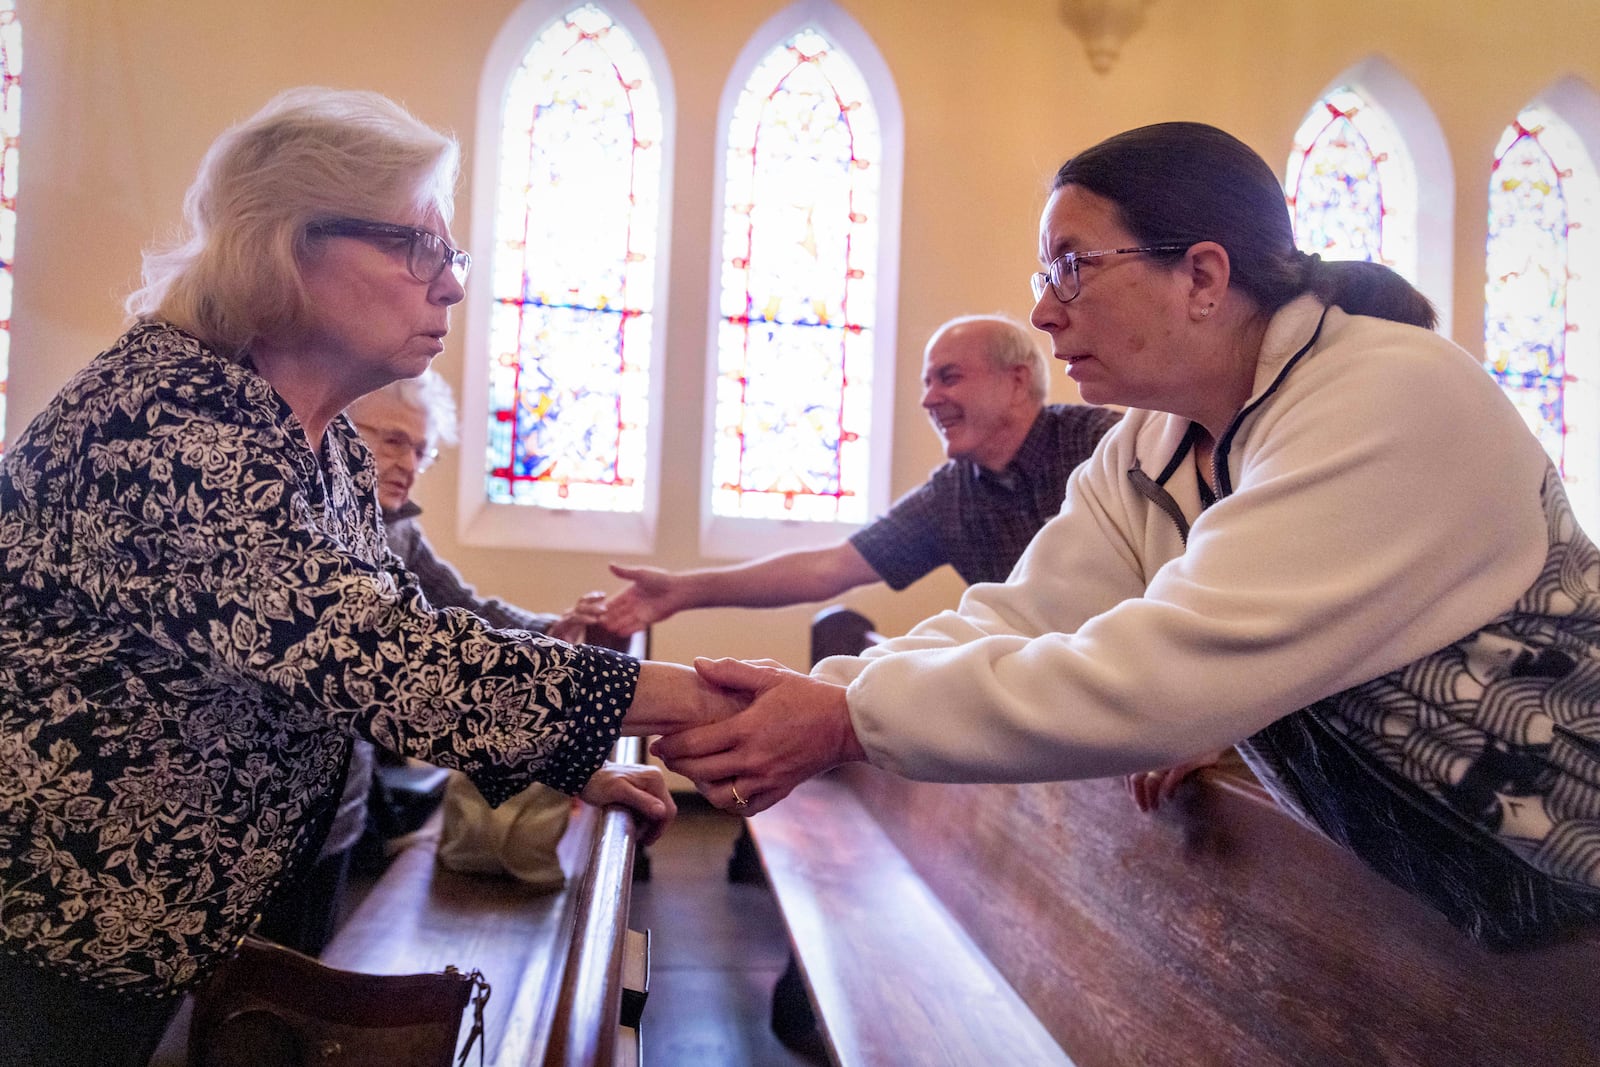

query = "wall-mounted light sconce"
[1059, 0, 1157, 74]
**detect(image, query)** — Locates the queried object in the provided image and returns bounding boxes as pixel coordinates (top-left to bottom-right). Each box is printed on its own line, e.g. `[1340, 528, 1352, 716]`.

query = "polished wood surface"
[319, 802, 596, 1064]
[809, 605, 881, 666]
[320, 734, 647, 1065]
[836, 757, 1600, 1067]
[782, 608, 1600, 1066]
[539, 737, 644, 1067]
[752, 774, 1077, 1067]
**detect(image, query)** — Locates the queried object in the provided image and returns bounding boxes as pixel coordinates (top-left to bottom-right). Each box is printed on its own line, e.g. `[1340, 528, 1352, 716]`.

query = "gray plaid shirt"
[850, 404, 1121, 589]
[384, 502, 557, 634]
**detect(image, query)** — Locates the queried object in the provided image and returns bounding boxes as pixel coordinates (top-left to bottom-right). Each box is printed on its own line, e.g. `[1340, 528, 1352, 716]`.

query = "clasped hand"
[628, 657, 864, 815]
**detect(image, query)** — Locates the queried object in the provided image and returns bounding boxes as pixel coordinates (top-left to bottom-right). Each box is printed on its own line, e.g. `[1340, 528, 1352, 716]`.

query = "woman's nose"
[432, 269, 465, 306]
[1030, 289, 1065, 332]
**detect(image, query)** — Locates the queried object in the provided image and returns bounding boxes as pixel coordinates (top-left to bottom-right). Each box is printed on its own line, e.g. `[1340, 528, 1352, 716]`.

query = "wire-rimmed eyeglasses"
[308, 218, 472, 285]
[354, 421, 440, 472]
[1030, 244, 1190, 304]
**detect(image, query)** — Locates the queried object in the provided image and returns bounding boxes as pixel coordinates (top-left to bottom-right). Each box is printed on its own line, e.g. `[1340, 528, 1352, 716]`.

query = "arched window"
[1287, 86, 1415, 271]
[701, 1, 902, 557]
[1484, 86, 1600, 533]
[1283, 60, 1453, 329]
[0, 0, 18, 452]
[460, 0, 672, 554]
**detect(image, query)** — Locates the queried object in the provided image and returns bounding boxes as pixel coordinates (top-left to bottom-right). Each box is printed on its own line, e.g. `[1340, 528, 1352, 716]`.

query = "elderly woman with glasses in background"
[657, 121, 1600, 952]
[256, 372, 616, 946]
[0, 87, 727, 1064]
[259, 372, 616, 953]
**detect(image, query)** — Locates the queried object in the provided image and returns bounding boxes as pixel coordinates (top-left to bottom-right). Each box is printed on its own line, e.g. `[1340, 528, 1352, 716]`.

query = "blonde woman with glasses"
[0, 88, 727, 1062]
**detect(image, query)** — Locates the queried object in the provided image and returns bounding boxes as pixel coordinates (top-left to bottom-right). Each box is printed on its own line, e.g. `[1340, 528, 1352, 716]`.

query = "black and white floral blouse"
[0, 321, 638, 995]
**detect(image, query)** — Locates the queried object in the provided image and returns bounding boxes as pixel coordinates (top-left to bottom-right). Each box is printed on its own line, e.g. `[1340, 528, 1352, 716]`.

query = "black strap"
[455, 969, 492, 1067]
[1250, 706, 1600, 950]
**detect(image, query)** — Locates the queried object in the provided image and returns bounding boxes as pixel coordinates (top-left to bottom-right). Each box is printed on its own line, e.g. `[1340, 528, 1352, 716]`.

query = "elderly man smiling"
[603, 314, 1121, 633]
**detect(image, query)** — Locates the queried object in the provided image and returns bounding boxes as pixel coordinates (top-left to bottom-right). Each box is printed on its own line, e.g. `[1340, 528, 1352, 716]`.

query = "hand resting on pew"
[579, 760, 678, 845]
[1124, 750, 1226, 813]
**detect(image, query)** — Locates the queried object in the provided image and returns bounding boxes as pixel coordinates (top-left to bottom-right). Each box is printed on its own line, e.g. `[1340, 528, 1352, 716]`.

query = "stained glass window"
[1285, 86, 1418, 283]
[1484, 104, 1600, 529]
[0, 1, 18, 452]
[484, 3, 662, 513]
[710, 27, 881, 524]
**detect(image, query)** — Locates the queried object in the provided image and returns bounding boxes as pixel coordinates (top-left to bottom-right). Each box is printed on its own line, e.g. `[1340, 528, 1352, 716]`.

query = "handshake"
[622, 657, 866, 816]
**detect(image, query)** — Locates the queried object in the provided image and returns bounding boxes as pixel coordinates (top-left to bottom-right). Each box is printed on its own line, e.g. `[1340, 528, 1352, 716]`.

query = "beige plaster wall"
[12, 0, 1600, 669]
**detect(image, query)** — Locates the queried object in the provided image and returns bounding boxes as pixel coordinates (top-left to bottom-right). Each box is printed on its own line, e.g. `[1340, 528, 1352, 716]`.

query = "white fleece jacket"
[817, 296, 1552, 783]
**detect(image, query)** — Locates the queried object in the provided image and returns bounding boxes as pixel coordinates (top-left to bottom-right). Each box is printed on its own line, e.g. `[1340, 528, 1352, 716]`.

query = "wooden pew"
[317, 736, 648, 1066]
[750, 607, 1600, 1067]
[153, 625, 653, 1067]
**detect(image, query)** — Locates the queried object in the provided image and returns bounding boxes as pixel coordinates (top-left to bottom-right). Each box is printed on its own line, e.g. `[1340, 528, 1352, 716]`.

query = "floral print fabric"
[0, 321, 637, 994]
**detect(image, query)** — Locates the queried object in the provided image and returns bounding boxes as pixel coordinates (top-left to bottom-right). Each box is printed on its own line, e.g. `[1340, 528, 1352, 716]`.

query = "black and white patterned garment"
[0, 321, 638, 994]
[1244, 465, 1600, 946]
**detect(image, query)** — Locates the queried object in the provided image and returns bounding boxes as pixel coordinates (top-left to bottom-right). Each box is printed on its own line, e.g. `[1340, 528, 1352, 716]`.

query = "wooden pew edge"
[413, 627, 653, 1067]
[750, 773, 1078, 1067]
[533, 736, 644, 1067]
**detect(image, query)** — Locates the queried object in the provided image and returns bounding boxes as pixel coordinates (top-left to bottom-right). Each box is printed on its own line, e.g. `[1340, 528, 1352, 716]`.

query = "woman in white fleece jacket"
[660, 122, 1600, 947]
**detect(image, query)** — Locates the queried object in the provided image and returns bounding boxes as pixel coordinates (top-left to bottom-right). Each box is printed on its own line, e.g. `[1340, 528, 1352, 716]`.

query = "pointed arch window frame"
[1283, 57, 1454, 333]
[458, 0, 675, 555]
[698, 0, 905, 560]
[1483, 79, 1600, 536]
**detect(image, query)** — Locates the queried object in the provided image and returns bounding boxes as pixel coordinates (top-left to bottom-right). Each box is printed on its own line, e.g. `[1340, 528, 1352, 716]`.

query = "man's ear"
[1183, 240, 1232, 317]
[1009, 361, 1036, 400]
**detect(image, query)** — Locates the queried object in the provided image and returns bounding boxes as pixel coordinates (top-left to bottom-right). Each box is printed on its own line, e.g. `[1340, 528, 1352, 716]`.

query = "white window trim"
[698, 0, 904, 560]
[1514, 78, 1600, 537]
[458, 0, 676, 555]
[1295, 56, 1455, 335]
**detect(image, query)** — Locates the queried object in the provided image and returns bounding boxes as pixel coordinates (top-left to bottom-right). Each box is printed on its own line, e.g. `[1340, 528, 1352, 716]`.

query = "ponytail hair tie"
[1296, 248, 1323, 284]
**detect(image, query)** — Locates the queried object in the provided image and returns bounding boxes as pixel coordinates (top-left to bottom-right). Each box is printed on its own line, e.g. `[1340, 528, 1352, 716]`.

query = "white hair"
[348, 370, 460, 447]
[927, 314, 1049, 402]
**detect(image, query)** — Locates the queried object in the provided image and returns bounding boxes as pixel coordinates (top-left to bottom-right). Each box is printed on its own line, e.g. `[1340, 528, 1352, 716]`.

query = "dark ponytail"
[1054, 123, 1436, 329]
[1301, 254, 1437, 329]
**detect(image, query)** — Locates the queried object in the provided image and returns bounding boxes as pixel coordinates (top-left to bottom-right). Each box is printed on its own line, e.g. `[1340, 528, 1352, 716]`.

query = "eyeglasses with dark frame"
[1030, 243, 1191, 304]
[308, 218, 472, 285]
[353, 421, 440, 472]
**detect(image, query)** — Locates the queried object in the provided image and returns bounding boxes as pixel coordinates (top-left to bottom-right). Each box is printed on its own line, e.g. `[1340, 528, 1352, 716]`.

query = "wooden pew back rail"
[751, 607, 1600, 1067]
[305, 625, 651, 1066]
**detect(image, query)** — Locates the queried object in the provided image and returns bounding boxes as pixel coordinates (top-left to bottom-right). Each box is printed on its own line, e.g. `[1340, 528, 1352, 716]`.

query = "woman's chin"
[1071, 379, 1112, 406]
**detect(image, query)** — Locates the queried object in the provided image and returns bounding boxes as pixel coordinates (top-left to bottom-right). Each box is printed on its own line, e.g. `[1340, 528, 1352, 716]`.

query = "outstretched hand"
[650, 657, 865, 816]
[548, 590, 606, 644]
[579, 761, 677, 846]
[602, 563, 687, 635]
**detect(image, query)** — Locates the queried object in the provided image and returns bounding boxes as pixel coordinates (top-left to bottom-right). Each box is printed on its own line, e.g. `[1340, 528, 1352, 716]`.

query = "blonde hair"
[929, 314, 1050, 402]
[127, 87, 460, 360]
